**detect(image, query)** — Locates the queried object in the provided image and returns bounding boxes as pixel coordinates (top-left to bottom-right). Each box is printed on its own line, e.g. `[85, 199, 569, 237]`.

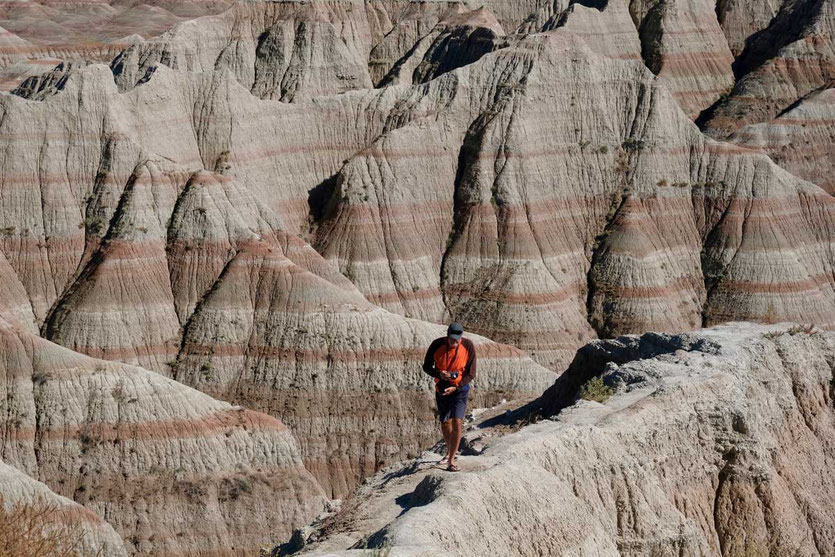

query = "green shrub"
[578, 376, 613, 403]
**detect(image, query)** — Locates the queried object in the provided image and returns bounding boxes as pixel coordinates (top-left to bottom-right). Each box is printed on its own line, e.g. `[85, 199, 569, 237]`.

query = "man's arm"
[422, 338, 443, 379]
[459, 338, 477, 387]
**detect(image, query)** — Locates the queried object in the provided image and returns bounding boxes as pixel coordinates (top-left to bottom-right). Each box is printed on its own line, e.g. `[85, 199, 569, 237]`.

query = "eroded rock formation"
[703, 0, 835, 137]
[290, 324, 835, 556]
[0, 0, 834, 553]
[729, 86, 835, 195]
[0, 313, 326, 555]
[0, 459, 128, 556]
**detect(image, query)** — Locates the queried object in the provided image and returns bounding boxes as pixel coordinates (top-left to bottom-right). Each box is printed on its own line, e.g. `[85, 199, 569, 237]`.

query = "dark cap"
[446, 322, 464, 340]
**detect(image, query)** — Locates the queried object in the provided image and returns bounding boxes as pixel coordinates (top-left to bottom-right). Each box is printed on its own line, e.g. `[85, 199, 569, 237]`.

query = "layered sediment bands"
[314, 29, 835, 370]
[383, 8, 505, 86]
[168, 233, 556, 498]
[0, 249, 37, 334]
[703, 0, 835, 137]
[699, 193, 835, 328]
[0, 0, 232, 47]
[110, 0, 380, 97]
[367, 2, 461, 85]
[0, 25, 31, 67]
[556, 1, 643, 61]
[588, 195, 705, 337]
[294, 324, 835, 556]
[0, 1, 227, 92]
[0, 56, 555, 500]
[0, 316, 326, 556]
[166, 169, 360, 324]
[628, 0, 735, 118]
[1, 1, 835, 508]
[0, 459, 128, 556]
[729, 87, 835, 195]
[692, 142, 835, 329]
[715, 0, 782, 57]
[520, 0, 733, 118]
[3, 19, 835, 374]
[313, 123, 458, 323]
[0, 62, 367, 324]
[43, 161, 183, 373]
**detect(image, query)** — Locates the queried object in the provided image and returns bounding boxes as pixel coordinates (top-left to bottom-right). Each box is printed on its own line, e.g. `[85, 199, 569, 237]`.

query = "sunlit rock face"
[0, 314, 327, 556]
[288, 324, 835, 557]
[0, 0, 834, 553]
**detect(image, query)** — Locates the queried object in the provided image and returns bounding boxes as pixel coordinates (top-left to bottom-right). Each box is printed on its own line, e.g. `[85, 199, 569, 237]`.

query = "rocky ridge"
[287, 323, 835, 556]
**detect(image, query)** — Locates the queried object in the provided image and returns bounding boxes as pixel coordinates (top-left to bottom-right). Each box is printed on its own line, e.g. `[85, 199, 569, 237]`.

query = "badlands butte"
[0, 0, 833, 555]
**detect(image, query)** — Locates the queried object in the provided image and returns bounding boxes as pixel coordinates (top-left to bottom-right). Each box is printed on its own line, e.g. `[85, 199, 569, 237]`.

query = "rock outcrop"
[379, 8, 505, 87]
[289, 323, 835, 556]
[630, 0, 735, 118]
[0, 1, 228, 92]
[0, 314, 326, 556]
[1, 1, 835, 553]
[1, 1, 833, 408]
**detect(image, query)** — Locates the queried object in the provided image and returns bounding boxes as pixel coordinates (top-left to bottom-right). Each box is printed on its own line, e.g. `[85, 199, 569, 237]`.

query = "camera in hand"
[449, 371, 459, 380]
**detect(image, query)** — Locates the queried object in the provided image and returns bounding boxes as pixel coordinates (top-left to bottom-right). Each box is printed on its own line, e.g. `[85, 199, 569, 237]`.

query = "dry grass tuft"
[0, 493, 99, 557]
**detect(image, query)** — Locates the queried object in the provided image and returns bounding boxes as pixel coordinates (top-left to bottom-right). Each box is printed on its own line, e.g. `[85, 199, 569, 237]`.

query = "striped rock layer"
[293, 324, 835, 556]
[0, 1, 834, 553]
[703, 0, 835, 138]
[0, 1, 231, 92]
[0, 310, 326, 556]
[729, 87, 835, 195]
[0, 5, 832, 380]
[314, 31, 835, 369]
[0, 458, 127, 556]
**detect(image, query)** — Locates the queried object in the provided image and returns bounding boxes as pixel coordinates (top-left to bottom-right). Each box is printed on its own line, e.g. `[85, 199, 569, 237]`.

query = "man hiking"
[422, 322, 476, 472]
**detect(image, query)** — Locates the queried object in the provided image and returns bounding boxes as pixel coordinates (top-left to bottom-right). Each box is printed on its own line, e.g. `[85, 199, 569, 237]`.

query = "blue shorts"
[435, 387, 469, 422]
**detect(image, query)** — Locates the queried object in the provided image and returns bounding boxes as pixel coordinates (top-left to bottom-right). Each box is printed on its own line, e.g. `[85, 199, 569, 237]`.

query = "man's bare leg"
[447, 419, 463, 468]
[439, 420, 454, 464]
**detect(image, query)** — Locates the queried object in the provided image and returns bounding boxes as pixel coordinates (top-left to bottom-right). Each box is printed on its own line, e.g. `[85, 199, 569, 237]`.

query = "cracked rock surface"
[289, 323, 835, 556]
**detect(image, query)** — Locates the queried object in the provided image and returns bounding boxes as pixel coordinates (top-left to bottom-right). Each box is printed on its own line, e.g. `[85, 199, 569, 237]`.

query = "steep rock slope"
[0, 459, 127, 556]
[313, 30, 835, 369]
[0, 314, 326, 556]
[0, 1, 230, 92]
[367, 2, 464, 85]
[0, 61, 556, 499]
[110, 0, 401, 97]
[630, 0, 735, 118]
[703, 0, 835, 137]
[0, 0, 231, 47]
[517, 0, 734, 119]
[729, 86, 835, 195]
[2, 12, 834, 377]
[2, 0, 835, 500]
[291, 323, 835, 556]
[379, 7, 505, 87]
[715, 0, 783, 57]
